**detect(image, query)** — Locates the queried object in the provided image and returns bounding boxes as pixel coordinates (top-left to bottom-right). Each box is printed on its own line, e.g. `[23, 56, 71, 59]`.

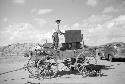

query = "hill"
[0, 42, 125, 57]
[0, 43, 41, 56]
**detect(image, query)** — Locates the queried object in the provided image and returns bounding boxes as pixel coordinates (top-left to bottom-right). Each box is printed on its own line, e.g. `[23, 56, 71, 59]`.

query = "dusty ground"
[0, 56, 125, 84]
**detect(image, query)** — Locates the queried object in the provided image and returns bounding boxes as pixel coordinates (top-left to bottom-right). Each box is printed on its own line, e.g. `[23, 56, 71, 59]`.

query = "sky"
[0, 0, 125, 46]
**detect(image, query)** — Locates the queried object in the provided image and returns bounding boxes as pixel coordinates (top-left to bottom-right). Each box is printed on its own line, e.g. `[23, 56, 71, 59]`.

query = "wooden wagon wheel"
[27, 59, 39, 77]
[37, 55, 58, 79]
[75, 49, 97, 77]
[75, 53, 87, 76]
[26, 50, 43, 78]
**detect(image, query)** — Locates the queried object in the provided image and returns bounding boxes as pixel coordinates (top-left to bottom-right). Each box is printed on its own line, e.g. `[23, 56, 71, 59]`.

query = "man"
[52, 29, 65, 49]
[52, 31, 59, 49]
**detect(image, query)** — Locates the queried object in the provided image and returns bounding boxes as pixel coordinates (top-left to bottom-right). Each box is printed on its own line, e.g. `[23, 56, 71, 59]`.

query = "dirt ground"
[0, 57, 125, 84]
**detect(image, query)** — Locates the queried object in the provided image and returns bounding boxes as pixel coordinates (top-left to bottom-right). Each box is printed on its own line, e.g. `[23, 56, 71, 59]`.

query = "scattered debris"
[117, 63, 120, 65]
[11, 78, 15, 80]
[21, 77, 25, 79]
[4, 79, 7, 81]
[25, 81, 40, 84]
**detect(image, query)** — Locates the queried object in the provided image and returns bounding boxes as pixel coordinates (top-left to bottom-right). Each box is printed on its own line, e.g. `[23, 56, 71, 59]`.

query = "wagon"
[26, 21, 97, 79]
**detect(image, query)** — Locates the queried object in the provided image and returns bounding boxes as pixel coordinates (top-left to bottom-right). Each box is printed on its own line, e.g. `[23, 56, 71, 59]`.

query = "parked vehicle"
[97, 42, 125, 62]
[97, 46, 105, 60]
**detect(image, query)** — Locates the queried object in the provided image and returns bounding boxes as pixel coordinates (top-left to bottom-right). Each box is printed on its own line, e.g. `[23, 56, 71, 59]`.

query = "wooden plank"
[65, 30, 82, 43]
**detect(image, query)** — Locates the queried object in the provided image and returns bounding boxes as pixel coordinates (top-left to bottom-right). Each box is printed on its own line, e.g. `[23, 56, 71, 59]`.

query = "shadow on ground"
[101, 58, 125, 62]
[103, 65, 115, 70]
[113, 58, 125, 62]
[56, 64, 113, 78]
[57, 70, 79, 77]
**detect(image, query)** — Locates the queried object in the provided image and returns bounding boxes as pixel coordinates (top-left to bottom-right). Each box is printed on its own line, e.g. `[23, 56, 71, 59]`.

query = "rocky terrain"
[0, 42, 125, 57]
[0, 43, 40, 57]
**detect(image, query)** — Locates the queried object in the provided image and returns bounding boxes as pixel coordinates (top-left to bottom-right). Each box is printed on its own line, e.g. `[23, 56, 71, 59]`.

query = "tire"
[100, 57, 103, 60]
[109, 55, 113, 62]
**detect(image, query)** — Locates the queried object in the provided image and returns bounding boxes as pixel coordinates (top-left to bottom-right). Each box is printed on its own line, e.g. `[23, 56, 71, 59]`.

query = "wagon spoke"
[35, 56, 58, 79]
[76, 48, 97, 77]
[27, 60, 39, 77]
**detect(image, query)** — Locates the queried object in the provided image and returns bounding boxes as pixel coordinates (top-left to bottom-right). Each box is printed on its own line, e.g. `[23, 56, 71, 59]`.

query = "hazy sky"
[0, 0, 125, 46]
